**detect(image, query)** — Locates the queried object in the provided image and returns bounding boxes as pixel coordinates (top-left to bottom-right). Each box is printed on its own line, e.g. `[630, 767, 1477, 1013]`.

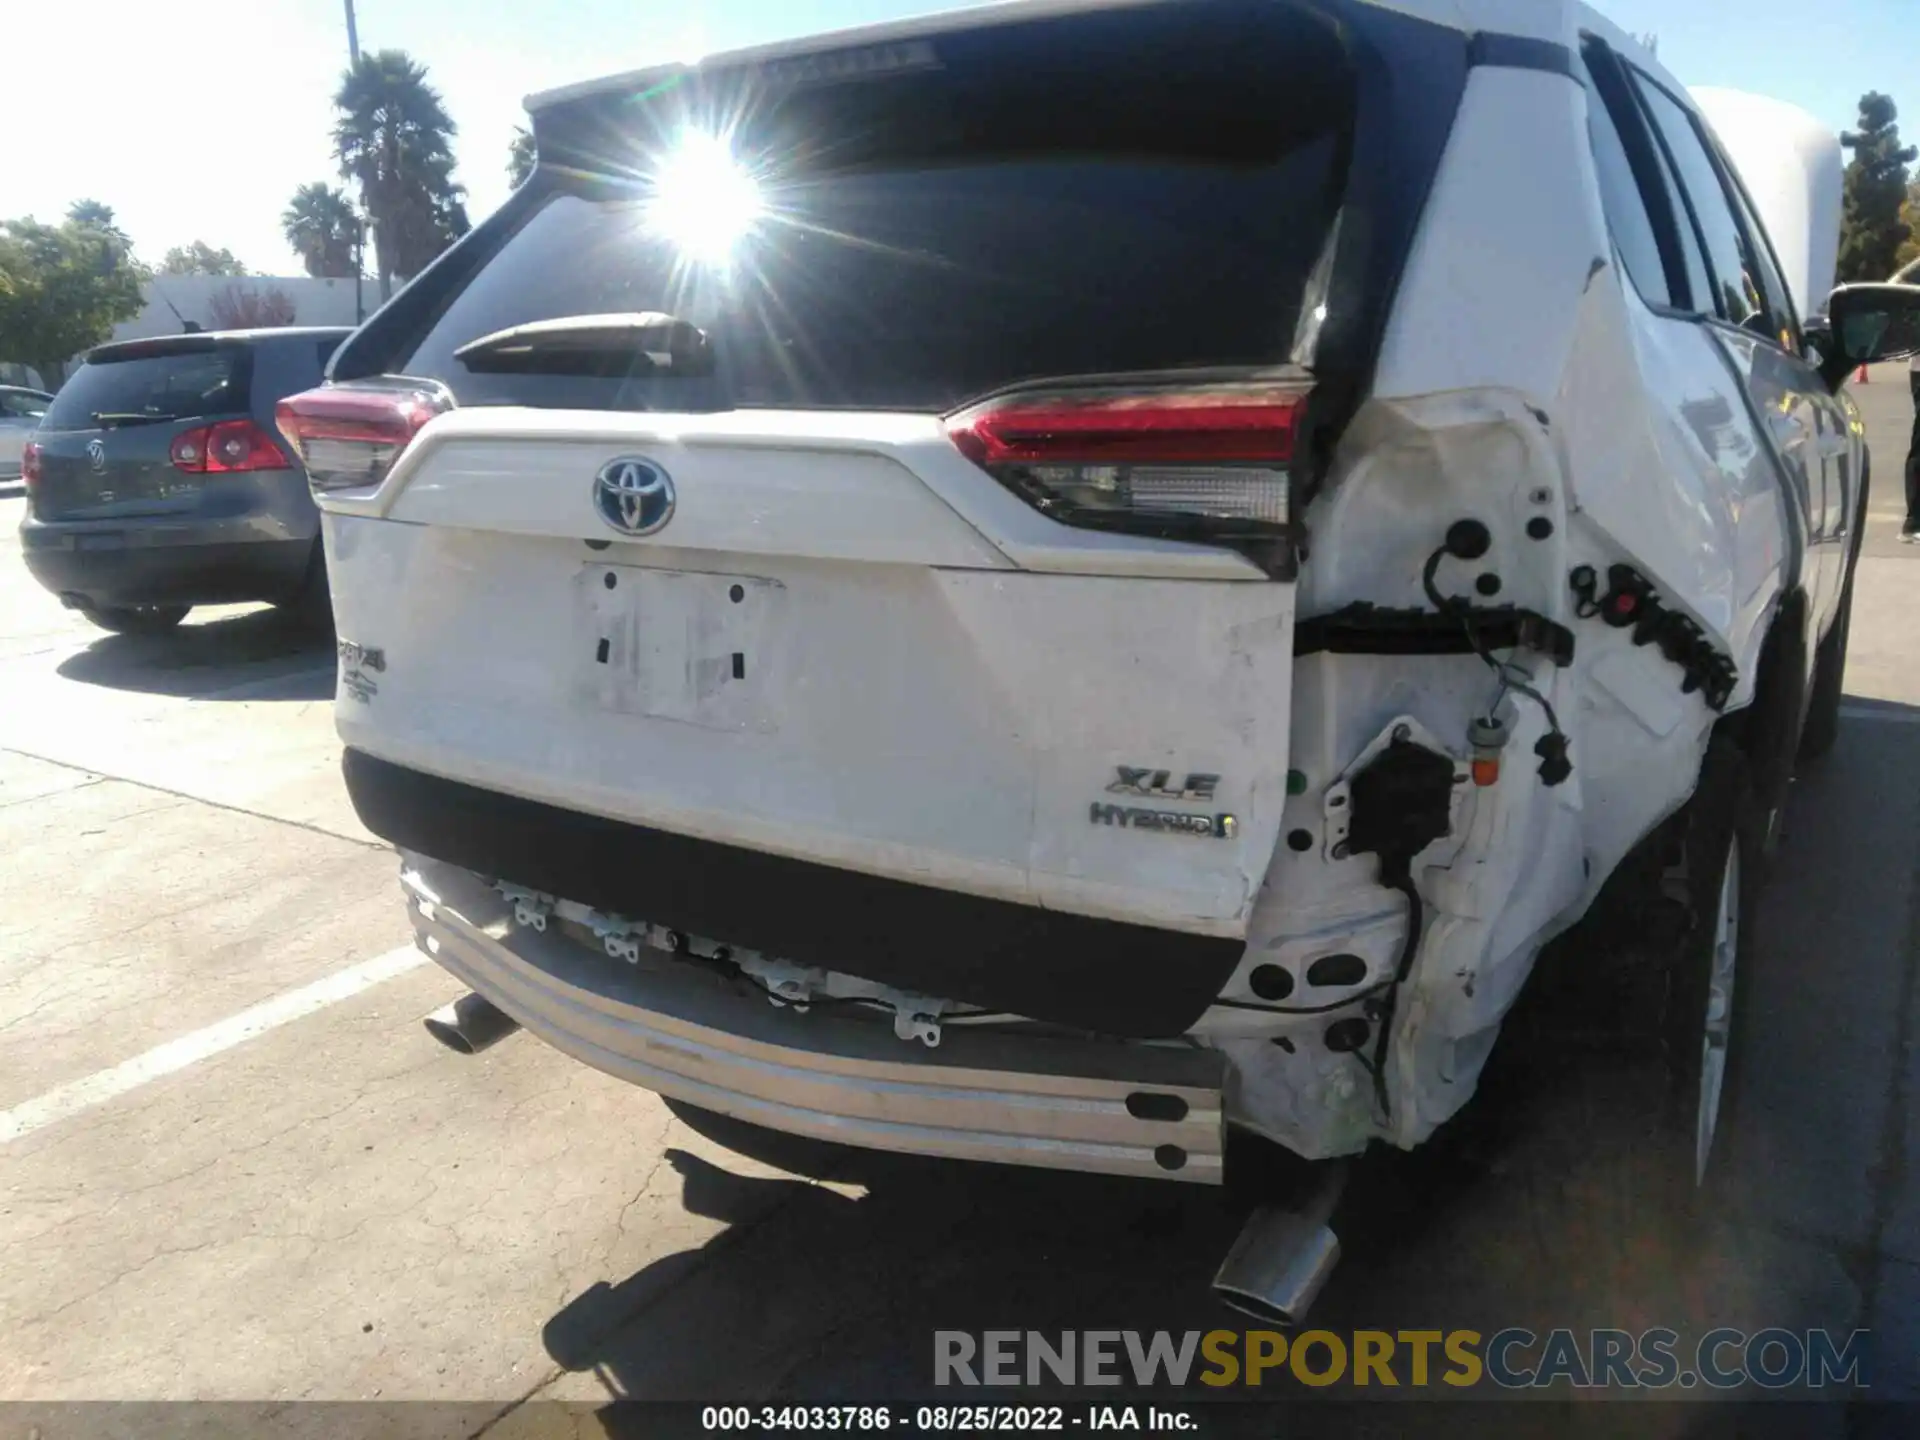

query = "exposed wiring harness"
[1422, 528, 1572, 786]
[1363, 858, 1425, 1115]
[1214, 984, 1396, 1017]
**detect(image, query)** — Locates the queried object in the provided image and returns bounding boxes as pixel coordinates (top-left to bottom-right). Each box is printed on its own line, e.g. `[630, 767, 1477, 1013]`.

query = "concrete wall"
[112, 275, 369, 343]
[16, 275, 372, 387]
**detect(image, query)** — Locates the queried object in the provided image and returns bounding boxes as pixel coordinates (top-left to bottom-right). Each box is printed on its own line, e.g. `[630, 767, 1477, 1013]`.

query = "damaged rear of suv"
[285, 0, 1916, 1317]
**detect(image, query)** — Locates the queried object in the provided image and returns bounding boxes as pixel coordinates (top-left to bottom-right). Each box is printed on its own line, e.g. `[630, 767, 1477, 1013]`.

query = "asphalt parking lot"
[2, 371, 1919, 1435]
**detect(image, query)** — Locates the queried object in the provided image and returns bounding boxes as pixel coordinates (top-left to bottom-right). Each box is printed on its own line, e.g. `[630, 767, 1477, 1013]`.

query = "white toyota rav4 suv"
[280, 0, 1920, 1319]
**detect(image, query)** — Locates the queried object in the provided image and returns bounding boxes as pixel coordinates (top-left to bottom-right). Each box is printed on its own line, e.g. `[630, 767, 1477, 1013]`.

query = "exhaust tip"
[1211, 1161, 1347, 1327]
[423, 992, 520, 1055]
[1212, 1213, 1341, 1326]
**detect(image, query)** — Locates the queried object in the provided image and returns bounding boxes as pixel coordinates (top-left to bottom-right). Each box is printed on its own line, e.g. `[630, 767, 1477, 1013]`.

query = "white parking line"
[0, 943, 429, 1146]
[1841, 705, 1920, 726]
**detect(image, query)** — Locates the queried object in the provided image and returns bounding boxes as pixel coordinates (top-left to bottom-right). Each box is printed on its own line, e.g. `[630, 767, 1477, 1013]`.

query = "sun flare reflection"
[645, 131, 765, 266]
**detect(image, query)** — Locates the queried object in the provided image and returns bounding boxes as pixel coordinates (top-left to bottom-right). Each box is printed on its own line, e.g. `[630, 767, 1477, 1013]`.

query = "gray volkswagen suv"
[20, 327, 351, 633]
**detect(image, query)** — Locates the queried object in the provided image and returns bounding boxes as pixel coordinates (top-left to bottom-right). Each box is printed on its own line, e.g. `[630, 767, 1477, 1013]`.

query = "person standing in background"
[1908, 350, 1920, 541]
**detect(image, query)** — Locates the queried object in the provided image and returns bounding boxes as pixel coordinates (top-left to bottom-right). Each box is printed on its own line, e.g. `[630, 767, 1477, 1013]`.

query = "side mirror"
[1817, 283, 1920, 390]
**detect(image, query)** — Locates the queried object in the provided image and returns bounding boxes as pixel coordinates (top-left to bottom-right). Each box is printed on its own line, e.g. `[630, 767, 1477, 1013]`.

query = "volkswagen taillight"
[944, 380, 1308, 542]
[20, 441, 41, 491]
[169, 419, 290, 474]
[275, 380, 453, 493]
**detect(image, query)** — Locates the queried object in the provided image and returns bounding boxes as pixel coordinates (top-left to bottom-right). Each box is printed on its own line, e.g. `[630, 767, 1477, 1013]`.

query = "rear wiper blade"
[453, 312, 714, 378]
[90, 411, 180, 428]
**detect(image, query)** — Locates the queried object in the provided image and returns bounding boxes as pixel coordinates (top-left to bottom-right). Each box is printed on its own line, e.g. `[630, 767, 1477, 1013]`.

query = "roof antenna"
[154, 284, 200, 334]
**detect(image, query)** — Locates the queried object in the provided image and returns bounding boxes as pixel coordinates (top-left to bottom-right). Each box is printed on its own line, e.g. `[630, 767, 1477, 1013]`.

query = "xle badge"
[1106, 767, 1219, 800]
[1093, 767, 1235, 839]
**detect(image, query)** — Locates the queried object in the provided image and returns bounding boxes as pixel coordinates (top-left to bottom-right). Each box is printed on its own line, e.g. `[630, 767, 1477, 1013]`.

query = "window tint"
[1723, 175, 1800, 348]
[1583, 72, 1670, 305]
[389, 0, 1355, 413]
[1639, 133, 1714, 311]
[1630, 74, 1767, 329]
[1, 392, 48, 418]
[40, 346, 253, 431]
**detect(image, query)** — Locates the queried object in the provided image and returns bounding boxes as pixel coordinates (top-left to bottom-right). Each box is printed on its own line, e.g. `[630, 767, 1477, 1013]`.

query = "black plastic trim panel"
[1296, 602, 1576, 666]
[344, 749, 1245, 1039]
[1467, 33, 1577, 78]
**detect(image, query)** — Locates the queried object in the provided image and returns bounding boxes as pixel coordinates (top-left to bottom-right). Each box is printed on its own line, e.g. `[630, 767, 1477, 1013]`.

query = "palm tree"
[508, 126, 536, 188]
[282, 183, 362, 279]
[332, 49, 468, 300]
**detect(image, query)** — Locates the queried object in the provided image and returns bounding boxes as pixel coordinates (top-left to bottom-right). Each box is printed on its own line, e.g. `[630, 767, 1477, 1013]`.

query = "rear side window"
[386, 0, 1354, 414]
[268, 336, 339, 392]
[41, 345, 253, 431]
[1630, 74, 1769, 331]
[1582, 64, 1671, 306]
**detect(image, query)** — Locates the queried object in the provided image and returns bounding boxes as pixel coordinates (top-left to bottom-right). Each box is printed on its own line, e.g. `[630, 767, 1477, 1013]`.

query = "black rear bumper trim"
[19, 535, 314, 609]
[343, 749, 1245, 1038]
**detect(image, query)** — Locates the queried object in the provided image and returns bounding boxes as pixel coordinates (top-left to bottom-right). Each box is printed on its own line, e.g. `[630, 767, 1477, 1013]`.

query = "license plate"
[574, 564, 782, 732]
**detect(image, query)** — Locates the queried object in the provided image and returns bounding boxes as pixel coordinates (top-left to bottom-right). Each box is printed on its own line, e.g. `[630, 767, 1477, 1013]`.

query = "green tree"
[508, 125, 536, 188]
[1895, 179, 1920, 274]
[0, 215, 147, 381]
[281, 182, 362, 278]
[333, 49, 470, 300]
[66, 199, 126, 240]
[1837, 92, 1916, 283]
[64, 200, 148, 278]
[159, 241, 248, 277]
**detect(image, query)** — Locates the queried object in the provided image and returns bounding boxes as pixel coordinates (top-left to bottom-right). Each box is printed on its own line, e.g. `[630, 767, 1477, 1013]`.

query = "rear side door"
[31, 340, 256, 521]
[1620, 63, 1851, 630]
[1711, 168, 1860, 585]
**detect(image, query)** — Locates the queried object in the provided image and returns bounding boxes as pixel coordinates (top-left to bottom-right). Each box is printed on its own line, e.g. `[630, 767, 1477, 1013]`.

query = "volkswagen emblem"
[593, 456, 675, 536]
[86, 438, 107, 474]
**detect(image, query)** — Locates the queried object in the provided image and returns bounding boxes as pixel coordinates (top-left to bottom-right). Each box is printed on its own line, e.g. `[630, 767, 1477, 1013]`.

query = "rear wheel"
[1655, 735, 1760, 1194]
[77, 602, 190, 635]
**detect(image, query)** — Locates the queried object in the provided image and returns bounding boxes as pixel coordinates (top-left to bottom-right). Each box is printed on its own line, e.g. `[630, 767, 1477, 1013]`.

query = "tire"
[1654, 734, 1761, 1196]
[275, 542, 333, 633]
[1797, 564, 1854, 762]
[77, 603, 190, 635]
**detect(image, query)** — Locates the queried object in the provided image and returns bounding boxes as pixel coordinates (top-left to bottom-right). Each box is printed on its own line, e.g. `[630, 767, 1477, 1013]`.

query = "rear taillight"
[170, 419, 290, 474]
[945, 381, 1306, 540]
[275, 380, 452, 493]
[20, 441, 41, 491]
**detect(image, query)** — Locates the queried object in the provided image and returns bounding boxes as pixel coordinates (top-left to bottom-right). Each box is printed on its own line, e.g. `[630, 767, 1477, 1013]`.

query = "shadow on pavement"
[530, 707, 1916, 1429]
[55, 605, 334, 700]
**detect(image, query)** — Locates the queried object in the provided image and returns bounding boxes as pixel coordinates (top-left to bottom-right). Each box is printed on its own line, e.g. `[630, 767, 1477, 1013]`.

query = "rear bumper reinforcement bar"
[401, 855, 1227, 1183]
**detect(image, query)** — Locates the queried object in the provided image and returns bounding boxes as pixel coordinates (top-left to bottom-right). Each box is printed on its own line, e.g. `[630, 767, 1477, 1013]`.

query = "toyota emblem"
[592, 457, 676, 536]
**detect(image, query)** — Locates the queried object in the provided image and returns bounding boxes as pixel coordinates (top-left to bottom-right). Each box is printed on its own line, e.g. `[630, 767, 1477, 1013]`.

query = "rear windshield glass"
[392, 0, 1352, 413]
[42, 345, 252, 431]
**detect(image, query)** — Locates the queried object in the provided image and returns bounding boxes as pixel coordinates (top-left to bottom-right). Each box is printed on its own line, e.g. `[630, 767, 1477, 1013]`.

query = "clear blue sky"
[8, 0, 1913, 275]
